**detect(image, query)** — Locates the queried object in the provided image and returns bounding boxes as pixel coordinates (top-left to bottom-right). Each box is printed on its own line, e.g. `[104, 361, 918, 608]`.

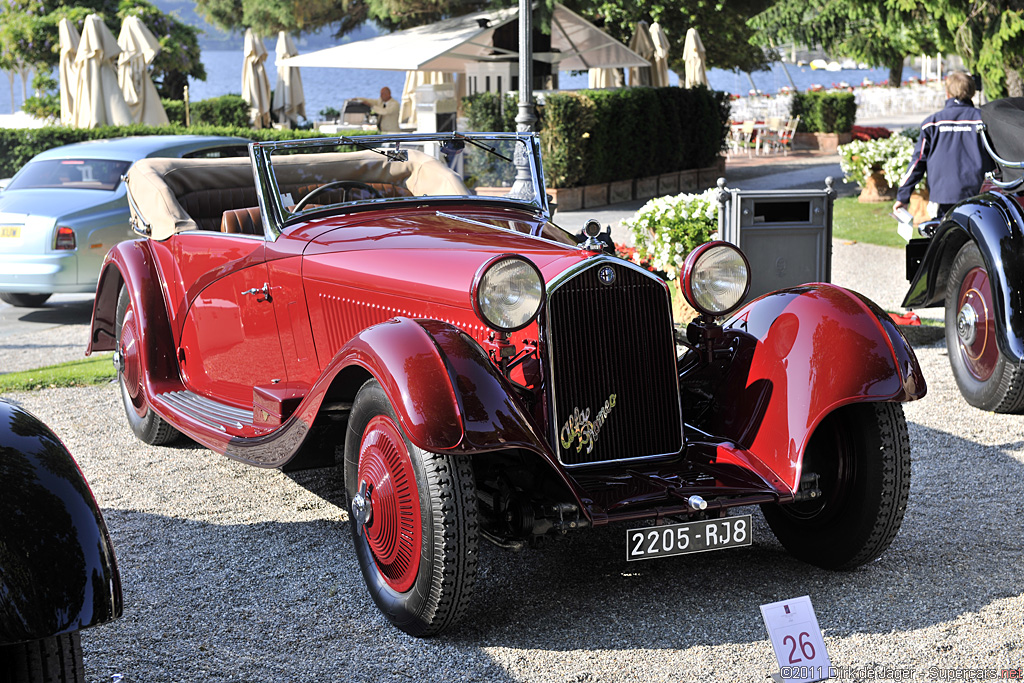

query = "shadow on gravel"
[447, 419, 1024, 652]
[81, 420, 1022, 681]
[11, 299, 94, 326]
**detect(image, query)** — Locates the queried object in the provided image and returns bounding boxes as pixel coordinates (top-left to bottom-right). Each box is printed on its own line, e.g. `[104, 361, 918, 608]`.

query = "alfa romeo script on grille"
[626, 515, 752, 561]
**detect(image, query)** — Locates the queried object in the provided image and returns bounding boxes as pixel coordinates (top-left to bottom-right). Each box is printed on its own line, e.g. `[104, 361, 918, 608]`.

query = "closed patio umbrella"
[587, 67, 623, 89]
[683, 28, 708, 88]
[242, 29, 272, 129]
[649, 22, 671, 88]
[399, 70, 453, 127]
[58, 18, 80, 126]
[117, 16, 169, 125]
[627, 21, 655, 87]
[272, 32, 305, 127]
[73, 14, 133, 128]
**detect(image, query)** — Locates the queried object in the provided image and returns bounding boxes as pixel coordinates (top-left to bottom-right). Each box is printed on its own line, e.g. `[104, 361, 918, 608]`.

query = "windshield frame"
[249, 132, 550, 240]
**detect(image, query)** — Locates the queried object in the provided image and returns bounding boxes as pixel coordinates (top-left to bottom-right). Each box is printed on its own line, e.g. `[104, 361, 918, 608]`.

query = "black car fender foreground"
[0, 398, 123, 682]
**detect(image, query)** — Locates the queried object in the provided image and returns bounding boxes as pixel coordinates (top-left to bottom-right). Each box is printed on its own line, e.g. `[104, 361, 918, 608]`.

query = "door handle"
[241, 282, 272, 302]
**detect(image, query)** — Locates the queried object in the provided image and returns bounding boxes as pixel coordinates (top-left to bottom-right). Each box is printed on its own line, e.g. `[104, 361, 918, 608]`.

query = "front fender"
[0, 399, 122, 645]
[903, 194, 1024, 363]
[326, 317, 552, 457]
[691, 284, 926, 493]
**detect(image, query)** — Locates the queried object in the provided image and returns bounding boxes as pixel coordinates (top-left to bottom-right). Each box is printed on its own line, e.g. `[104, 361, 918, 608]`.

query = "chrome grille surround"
[543, 256, 684, 467]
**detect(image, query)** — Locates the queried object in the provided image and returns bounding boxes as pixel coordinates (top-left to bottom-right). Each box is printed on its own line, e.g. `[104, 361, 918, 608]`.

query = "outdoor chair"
[729, 120, 758, 157]
[775, 115, 801, 156]
[757, 117, 785, 155]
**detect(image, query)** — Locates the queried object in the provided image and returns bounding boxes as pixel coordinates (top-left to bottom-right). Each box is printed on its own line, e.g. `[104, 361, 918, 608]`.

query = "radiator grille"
[546, 260, 682, 466]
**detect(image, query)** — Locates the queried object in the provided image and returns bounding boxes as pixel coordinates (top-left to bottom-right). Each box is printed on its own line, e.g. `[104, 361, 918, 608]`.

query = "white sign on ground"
[760, 595, 831, 682]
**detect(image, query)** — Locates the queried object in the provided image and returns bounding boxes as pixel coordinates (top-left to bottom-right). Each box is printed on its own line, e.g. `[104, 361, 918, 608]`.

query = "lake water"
[1, 49, 922, 120]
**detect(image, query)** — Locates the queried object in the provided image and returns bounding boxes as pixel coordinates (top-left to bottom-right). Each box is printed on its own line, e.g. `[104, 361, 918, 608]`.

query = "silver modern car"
[0, 135, 249, 307]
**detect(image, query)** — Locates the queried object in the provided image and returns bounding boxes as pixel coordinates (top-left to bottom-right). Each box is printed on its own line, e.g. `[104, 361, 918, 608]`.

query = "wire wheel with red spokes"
[344, 379, 478, 637]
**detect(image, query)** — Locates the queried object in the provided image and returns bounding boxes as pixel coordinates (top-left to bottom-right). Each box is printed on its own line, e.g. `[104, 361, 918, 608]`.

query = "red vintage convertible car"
[87, 132, 925, 636]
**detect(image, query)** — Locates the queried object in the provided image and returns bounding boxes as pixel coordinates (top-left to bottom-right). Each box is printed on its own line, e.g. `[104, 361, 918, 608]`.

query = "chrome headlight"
[681, 241, 751, 317]
[472, 255, 545, 332]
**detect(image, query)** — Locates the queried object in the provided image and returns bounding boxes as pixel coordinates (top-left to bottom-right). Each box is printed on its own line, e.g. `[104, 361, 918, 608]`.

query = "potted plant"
[622, 188, 719, 322]
[838, 135, 917, 202]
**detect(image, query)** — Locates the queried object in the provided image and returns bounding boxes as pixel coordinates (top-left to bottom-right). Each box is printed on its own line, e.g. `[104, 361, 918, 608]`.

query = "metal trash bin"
[716, 177, 836, 303]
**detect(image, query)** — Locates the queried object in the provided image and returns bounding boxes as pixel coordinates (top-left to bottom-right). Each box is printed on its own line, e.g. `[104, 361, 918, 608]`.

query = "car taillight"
[54, 226, 76, 250]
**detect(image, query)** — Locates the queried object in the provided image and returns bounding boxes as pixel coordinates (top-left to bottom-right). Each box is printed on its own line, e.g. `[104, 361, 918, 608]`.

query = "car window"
[182, 145, 251, 159]
[6, 159, 132, 191]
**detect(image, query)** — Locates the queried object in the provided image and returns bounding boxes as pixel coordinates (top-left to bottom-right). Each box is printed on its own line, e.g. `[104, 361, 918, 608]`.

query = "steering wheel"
[293, 180, 384, 211]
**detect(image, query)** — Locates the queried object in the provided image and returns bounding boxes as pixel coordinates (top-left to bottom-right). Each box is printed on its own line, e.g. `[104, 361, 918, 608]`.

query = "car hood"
[0, 187, 124, 222]
[299, 209, 593, 309]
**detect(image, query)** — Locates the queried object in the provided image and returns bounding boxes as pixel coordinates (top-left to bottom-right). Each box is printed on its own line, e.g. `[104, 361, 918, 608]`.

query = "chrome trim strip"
[159, 390, 252, 431]
[436, 211, 504, 230]
[542, 255, 685, 468]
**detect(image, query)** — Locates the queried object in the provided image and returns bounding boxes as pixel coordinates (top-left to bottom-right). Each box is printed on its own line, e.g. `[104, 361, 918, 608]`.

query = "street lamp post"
[511, 0, 537, 200]
[516, 0, 536, 133]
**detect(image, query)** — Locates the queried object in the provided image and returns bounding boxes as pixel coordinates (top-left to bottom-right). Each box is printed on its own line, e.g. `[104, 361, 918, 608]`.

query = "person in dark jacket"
[894, 71, 995, 218]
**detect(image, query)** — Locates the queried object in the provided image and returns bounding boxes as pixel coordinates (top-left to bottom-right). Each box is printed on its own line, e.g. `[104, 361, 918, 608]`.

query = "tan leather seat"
[179, 187, 260, 231]
[221, 207, 263, 235]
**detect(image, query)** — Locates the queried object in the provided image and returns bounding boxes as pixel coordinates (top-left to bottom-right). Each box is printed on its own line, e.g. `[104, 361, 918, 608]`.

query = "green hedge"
[162, 95, 249, 127]
[790, 91, 857, 134]
[463, 86, 729, 188]
[0, 124, 371, 178]
[545, 86, 728, 188]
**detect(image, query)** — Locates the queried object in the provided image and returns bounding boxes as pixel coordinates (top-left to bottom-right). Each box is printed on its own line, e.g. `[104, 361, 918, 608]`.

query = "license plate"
[0, 226, 20, 239]
[626, 514, 752, 561]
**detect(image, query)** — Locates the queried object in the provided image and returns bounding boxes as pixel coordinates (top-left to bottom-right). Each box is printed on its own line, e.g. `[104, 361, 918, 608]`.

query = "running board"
[158, 390, 253, 431]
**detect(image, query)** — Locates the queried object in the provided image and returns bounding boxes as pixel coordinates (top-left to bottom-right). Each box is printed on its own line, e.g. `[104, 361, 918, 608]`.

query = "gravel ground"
[5, 337, 1024, 682]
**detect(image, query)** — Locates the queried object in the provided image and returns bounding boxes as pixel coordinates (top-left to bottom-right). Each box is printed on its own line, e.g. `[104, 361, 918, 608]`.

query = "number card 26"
[760, 595, 831, 682]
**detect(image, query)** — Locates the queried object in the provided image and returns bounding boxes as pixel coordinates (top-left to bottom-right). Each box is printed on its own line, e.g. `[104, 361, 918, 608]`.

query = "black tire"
[761, 402, 911, 570]
[0, 293, 51, 308]
[344, 379, 478, 637]
[945, 241, 1024, 412]
[115, 286, 179, 445]
[0, 632, 84, 683]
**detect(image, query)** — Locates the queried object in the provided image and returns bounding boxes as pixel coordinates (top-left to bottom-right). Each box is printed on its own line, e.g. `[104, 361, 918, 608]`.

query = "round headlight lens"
[473, 256, 545, 332]
[682, 242, 751, 316]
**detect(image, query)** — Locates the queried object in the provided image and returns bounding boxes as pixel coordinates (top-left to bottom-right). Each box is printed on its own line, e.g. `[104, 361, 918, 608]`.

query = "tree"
[749, 0, 943, 87]
[0, 0, 205, 102]
[892, 0, 1024, 98]
[195, 0, 771, 74]
[564, 0, 774, 74]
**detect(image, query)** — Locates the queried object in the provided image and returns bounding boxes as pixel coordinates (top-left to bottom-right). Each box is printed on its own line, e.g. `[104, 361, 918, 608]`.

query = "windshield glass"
[7, 158, 132, 191]
[256, 133, 547, 227]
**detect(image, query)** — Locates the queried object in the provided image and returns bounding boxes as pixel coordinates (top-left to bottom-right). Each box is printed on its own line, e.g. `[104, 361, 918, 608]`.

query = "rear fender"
[903, 194, 1024, 363]
[0, 400, 122, 644]
[691, 284, 926, 492]
[87, 241, 180, 394]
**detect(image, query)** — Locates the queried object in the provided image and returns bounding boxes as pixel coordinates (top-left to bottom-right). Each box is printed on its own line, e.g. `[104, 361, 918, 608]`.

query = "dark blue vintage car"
[902, 97, 1024, 412]
[0, 398, 122, 682]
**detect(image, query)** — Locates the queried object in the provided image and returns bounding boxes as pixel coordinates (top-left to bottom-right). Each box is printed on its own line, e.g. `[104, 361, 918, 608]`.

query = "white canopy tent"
[280, 4, 649, 73]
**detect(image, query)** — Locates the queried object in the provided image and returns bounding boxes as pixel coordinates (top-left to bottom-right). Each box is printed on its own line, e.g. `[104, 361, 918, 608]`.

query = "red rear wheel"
[115, 286, 179, 445]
